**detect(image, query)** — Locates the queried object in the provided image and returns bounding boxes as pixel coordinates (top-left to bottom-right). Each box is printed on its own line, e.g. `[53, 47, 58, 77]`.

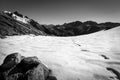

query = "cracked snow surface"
[0, 27, 120, 80]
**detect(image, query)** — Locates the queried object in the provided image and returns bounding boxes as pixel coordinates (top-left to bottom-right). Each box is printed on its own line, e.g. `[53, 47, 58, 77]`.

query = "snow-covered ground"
[0, 27, 120, 80]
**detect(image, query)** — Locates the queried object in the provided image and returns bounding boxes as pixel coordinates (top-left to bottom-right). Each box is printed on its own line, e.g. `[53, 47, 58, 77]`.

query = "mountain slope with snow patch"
[1, 11, 120, 38]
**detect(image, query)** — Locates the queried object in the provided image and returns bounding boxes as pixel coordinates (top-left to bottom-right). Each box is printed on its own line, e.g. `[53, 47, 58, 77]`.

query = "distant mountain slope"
[0, 11, 120, 38]
[0, 11, 47, 38]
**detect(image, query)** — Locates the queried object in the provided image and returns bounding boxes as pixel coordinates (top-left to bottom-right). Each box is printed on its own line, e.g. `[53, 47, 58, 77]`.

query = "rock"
[17, 56, 50, 79]
[46, 76, 57, 80]
[18, 57, 50, 80]
[15, 57, 40, 73]
[106, 67, 120, 80]
[0, 53, 52, 80]
[0, 53, 24, 80]
[13, 11, 23, 18]
[24, 64, 45, 80]
[5, 73, 23, 80]
[0, 53, 24, 71]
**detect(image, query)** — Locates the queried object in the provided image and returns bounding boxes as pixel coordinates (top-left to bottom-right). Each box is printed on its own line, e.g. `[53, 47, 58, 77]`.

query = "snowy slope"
[0, 27, 120, 80]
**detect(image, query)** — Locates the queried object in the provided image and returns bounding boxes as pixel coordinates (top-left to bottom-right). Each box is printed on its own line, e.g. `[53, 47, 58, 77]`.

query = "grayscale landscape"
[0, 0, 120, 80]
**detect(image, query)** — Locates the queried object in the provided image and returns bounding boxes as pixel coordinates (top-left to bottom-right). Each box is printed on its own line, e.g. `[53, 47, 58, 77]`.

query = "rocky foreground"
[0, 53, 57, 80]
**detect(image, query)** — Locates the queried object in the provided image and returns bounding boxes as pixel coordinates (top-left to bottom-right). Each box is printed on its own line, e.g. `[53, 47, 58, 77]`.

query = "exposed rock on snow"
[106, 67, 120, 80]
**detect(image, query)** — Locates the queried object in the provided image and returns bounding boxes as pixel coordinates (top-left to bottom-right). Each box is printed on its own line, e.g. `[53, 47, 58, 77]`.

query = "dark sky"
[1, 0, 120, 24]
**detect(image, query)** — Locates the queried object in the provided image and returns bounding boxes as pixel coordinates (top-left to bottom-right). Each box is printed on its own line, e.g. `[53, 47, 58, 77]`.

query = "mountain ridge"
[0, 11, 120, 38]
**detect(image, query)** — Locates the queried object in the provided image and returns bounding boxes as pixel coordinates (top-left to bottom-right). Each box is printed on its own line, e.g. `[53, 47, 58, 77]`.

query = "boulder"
[46, 76, 57, 80]
[24, 64, 45, 80]
[0, 53, 24, 71]
[0, 53, 56, 80]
